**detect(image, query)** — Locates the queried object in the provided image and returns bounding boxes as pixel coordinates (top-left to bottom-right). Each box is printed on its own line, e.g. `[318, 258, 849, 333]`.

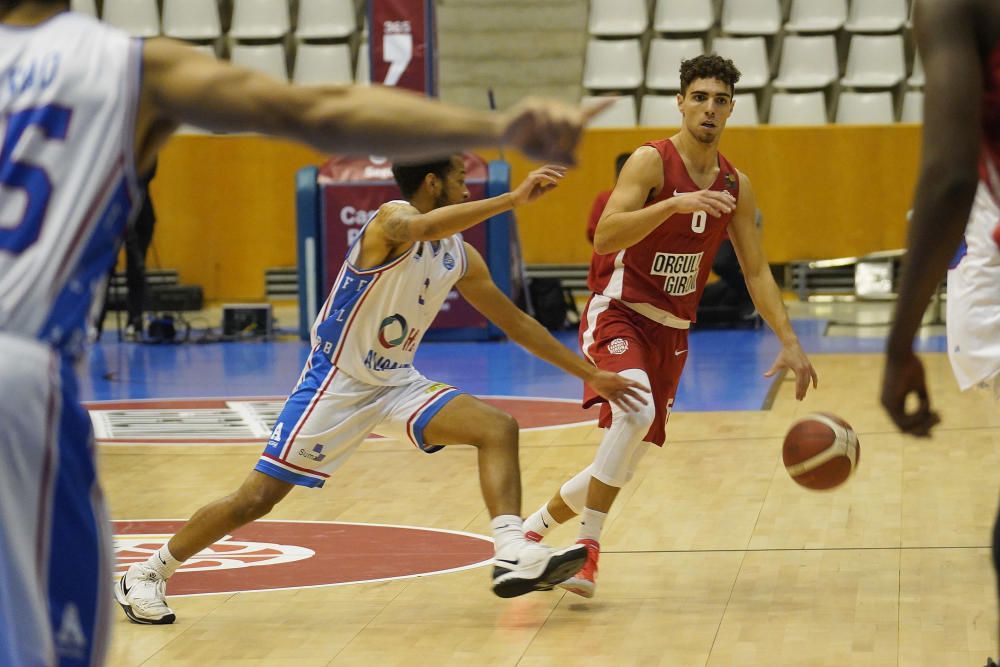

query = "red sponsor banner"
[369, 0, 437, 95]
[317, 154, 488, 331]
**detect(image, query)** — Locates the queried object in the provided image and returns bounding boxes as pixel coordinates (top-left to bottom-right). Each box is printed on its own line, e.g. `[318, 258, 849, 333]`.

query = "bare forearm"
[887, 174, 977, 355]
[293, 85, 502, 159]
[746, 270, 796, 344]
[504, 315, 595, 381]
[594, 200, 675, 254]
[409, 194, 514, 241]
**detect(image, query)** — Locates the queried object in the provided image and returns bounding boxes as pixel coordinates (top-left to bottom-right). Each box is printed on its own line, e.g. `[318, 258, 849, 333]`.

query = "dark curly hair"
[679, 54, 742, 96]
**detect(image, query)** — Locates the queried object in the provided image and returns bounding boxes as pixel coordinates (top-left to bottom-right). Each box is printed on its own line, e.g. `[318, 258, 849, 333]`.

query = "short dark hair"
[679, 54, 741, 96]
[391, 157, 456, 199]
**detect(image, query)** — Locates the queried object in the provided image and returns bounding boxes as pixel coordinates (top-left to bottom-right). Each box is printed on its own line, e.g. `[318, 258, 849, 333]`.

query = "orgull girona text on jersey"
[650, 251, 703, 296]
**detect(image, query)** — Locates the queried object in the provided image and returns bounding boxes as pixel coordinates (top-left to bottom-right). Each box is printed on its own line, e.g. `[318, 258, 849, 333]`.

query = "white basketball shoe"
[114, 563, 176, 625]
[491, 541, 588, 598]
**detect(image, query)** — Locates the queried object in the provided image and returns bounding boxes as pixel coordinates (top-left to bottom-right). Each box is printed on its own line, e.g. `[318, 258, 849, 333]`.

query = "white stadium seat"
[639, 94, 677, 126]
[840, 35, 905, 88]
[711, 37, 770, 90]
[720, 0, 781, 36]
[773, 35, 839, 90]
[900, 90, 924, 123]
[835, 91, 895, 124]
[162, 0, 221, 40]
[646, 38, 705, 91]
[653, 0, 715, 34]
[589, 0, 648, 37]
[845, 0, 908, 33]
[70, 0, 97, 18]
[296, 0, 356, 40]
[229, 0, 289, 40]
[230, 43, 288, 82]
[727, 93, 760, 126]
[769, 91, 828, 125]
[784, 0, 847, 33]
[583, 95, 638, 128]
[293, 43, 353, 85]
[102, 0, 160, 37]
[583, 39, 644, 91]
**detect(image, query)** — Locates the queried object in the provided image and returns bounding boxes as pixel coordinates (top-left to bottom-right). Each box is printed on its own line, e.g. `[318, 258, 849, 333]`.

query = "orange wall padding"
[151, 126, 920, 301]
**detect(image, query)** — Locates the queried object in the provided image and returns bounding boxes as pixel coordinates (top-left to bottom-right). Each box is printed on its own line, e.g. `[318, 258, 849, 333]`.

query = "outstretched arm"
[456, 244, 649, 412]
[138, 38, 608, 174]
[377, 166, 564, 244]
[729, 172, 818, 400]
[881, 0, 981, 434]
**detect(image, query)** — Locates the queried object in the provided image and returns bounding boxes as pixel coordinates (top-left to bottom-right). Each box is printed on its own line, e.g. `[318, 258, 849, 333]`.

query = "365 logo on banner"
[382, 20, 413, 86]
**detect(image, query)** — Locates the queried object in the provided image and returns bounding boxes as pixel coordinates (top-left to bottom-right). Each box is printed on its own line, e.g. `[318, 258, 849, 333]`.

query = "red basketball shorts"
[579, 295, 689, 446]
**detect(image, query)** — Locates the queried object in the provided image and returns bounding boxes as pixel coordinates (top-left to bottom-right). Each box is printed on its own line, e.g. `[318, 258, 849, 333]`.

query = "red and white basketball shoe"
[558, 539, 599, 598]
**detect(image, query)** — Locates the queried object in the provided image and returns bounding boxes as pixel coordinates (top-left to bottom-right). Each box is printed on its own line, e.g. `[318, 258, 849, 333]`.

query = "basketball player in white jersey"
[114, 156, 648, 625]
[1, 1, 610, 664]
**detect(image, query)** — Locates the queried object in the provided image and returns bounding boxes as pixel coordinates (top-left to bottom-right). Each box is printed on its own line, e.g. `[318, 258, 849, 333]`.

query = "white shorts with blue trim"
[255, 352, 463, 488]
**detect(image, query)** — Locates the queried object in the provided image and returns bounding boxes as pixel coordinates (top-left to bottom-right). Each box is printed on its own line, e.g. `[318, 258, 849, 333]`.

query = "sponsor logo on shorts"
[608, 338, 629, 355]
[299, 444, 326, 462]
[443, 252, 456, 270]
[650, 251, 703, 296]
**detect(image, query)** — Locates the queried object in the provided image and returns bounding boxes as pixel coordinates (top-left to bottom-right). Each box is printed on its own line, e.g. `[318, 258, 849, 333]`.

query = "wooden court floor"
[101, 352, 1000, 666]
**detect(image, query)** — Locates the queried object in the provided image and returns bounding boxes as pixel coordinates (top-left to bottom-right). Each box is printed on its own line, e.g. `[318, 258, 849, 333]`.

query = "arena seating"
[584, 0, 922, 126]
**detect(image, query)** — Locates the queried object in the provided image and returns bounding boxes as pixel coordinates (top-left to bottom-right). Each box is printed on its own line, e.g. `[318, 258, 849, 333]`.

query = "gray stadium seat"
[711, 37, 770, 90]
[720, 0, 781, 36]
[784, 0, 847, 33]
[840, 35, 905, 88]
[583, 95, 638, 128]
[229, 0, 289, 40]
[653, 0, 715, 34]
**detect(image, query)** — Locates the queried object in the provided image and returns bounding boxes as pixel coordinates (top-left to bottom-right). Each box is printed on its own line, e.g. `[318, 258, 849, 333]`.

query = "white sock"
[142, 544, 182, 580]
[524, 504, 561, 537]
[491, 515, 527, 561]
[578, 508, 607, 544]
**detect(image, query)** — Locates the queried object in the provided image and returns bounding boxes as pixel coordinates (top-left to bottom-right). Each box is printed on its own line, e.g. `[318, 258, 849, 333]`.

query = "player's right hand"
[587, 370, 650, 413]
[672, 189, 736, 217]
[509, 165, 566, 206]
[880, 349, 941, 437]
[500, 98, 613, 166]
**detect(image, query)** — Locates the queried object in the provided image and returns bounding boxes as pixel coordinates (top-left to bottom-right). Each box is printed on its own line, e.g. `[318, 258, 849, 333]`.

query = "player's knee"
[611, 399, 656, 438]
[474, 409, 519, 449]
[232, 485, 282, 524]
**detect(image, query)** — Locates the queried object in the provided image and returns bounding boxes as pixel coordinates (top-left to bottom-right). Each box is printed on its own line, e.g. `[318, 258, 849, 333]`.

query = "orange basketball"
[782, 413, 860, 490]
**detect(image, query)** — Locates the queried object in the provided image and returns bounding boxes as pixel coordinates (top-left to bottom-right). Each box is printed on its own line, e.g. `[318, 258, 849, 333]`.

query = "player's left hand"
[587, 370, 650, 413]
[764, 341, 818, 400]
[509, 165, 566, 206]
[880, 348, 940, 437]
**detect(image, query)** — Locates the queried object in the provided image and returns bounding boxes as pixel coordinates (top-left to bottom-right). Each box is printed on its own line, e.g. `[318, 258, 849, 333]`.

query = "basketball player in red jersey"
[523, 55, 818, 597]
[880, 2, 1000, 663]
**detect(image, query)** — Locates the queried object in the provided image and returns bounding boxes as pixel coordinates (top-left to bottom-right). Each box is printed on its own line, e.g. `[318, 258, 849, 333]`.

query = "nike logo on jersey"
[675, 349, 688, 356]
[672, 190, 688, 197]
[541, 517, 550, 529]
[495, 557, 519, 566]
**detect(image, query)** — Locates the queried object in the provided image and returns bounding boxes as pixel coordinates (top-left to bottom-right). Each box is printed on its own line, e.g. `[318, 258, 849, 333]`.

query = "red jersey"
[587, 139, 740, 325]
[981, 43, 1000, 204]
[587, 190, 611, 243]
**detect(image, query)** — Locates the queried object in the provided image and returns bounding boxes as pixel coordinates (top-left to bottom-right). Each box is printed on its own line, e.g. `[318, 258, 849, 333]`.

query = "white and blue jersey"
[311, 201, 469, 386]
[255, 203, 470, 488]
[1, 12, 141, 667]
